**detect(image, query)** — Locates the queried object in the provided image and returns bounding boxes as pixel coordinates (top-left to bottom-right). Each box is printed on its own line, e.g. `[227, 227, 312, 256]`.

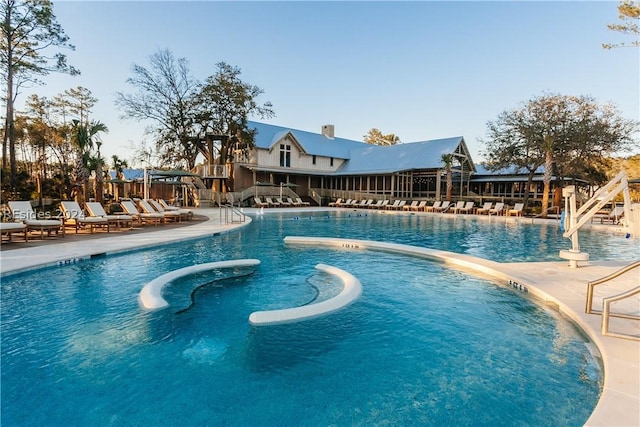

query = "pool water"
[2, 211, 631, 426]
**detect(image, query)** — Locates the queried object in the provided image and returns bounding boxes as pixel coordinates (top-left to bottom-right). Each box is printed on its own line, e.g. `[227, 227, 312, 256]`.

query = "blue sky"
[22, 1, 639, 166]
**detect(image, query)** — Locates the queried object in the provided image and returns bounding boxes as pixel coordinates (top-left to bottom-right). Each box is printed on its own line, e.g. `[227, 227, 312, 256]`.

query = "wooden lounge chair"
[433, 201, 451, 213]
[450, 201, 466, 214]
[8, 201, 63, 239]
[85, 202, 134, 229]
[489, 202, 505, 216]
[475, 202, 493, 215]
[149, 199, 191, 221]
[288, 198, 301, 207]
[265, 197, 280, 207]
[370, 200, 389, 209]
[158, 199, 193, 220]
[457, 201, 475, 214]
[385, 200, 401, 210]
[1, 222, 28, 243]
[60, 201, 110, 233]
[295, 197, 311, 206]
[140, 199, 181, 222]
[424, 201, 442, 212]
[411, 201, 427, 211]
[254, 197, 269, 208]
[276, 197, 292, 207]
[120, 200, 163, 225]
[600, 206, 625, 224]
[507, 203, 524, 217]
[403, 201, 419, 211]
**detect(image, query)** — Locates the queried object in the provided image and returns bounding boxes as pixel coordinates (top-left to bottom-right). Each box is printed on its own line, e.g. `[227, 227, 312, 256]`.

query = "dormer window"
[280, 144, 291, 167]
[312, 155, 317, 165]
[330, 157, 334, 167]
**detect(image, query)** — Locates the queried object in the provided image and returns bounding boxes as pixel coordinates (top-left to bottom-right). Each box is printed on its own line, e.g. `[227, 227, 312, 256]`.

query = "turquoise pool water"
[3, 211, 633, 426]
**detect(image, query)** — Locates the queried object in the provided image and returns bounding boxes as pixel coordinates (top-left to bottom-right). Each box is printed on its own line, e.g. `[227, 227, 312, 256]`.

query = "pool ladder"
[585, 260, 640, 341]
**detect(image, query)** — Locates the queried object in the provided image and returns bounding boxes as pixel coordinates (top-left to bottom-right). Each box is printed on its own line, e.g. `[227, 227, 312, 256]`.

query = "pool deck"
[1, 207, 638, 426]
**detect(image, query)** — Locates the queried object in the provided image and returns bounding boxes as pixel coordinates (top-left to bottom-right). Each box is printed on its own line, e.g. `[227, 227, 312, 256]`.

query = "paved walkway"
[1, 207, 638, 426]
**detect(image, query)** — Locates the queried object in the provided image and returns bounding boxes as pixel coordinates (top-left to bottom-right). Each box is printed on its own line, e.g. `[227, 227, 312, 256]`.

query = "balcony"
[194, 164, 228, 178]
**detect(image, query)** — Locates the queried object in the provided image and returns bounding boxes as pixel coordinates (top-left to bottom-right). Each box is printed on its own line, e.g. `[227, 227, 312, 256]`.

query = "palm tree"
[111, 155, 128, 180]
[441, 154, 454, 201]
[72, 120, 108, 205]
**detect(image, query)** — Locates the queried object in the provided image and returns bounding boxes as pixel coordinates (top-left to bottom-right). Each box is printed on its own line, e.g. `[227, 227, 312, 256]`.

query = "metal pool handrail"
[601, 286, 640, 341]
[585, 260, 640, 315]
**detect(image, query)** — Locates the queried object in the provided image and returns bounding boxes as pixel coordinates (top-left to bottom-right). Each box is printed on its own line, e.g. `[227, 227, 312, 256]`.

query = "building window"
[312, 155, 316, 165]
[280, 144, 291, 167]
[330, 157, 334, 167]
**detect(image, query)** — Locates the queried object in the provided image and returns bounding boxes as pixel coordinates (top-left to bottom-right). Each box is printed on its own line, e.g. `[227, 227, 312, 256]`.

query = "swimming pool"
[3, 211, 634, 426]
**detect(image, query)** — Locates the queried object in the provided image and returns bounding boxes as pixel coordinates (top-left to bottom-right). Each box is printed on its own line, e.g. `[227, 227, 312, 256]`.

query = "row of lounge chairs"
[1, 198, 193, 243]
[253, 197, 311, 208]
[327, 198, 526, 216]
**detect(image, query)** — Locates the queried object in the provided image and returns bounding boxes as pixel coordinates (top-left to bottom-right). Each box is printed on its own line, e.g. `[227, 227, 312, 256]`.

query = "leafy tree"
[482, 93, 638, 211]
[603, 0, 640, 49]
[115, 49, 199, 169]
[363, 128, 400, 146]
[1, 0, 79, 193]
[60, 86, 96, 125]
[195, 61, 274, 190]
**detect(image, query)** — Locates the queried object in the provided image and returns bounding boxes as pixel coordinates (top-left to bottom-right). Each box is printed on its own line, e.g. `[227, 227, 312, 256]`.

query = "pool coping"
[0, 207, 637, 426]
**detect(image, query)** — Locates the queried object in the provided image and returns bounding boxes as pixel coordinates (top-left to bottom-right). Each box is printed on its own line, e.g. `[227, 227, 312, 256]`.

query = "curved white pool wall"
[139, 259, 261, 310]
[248, 263, 362, 326]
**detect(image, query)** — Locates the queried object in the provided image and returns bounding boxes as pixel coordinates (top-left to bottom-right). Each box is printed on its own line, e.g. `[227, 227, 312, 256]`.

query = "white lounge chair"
[450, 201, 466, 214]
[158, 199, 193, 220]
[1, 222, 28, 243]
[489, 202, 505, 216]
[433, 201, 451, 213]
[120, 200, 163, 225]
[8, 200, 63, 239]
[370, 200, 384, 209]
[385, 200, 401, 210]
[328, 198, 343, 207]
[85, 202, 133, 229]
[411, 201, 427, 211]
[403, 201, 419, 211]
[424, 201, 442, 213]
[265, 197, 280, 207]
[458, 201, 475, 214]
[507, 203, 524, 217]
[475, 202, 493, 215]
[60, 201, 110, 233]
[287, 198, 301, 207]
[148, 199, 189, 221]
[140, 199, 181, 222]
[601, 206, 625, 224]
[276, 197, 292, 207]
[295, 197, 311, 206]
[254, 197, 269, 208]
